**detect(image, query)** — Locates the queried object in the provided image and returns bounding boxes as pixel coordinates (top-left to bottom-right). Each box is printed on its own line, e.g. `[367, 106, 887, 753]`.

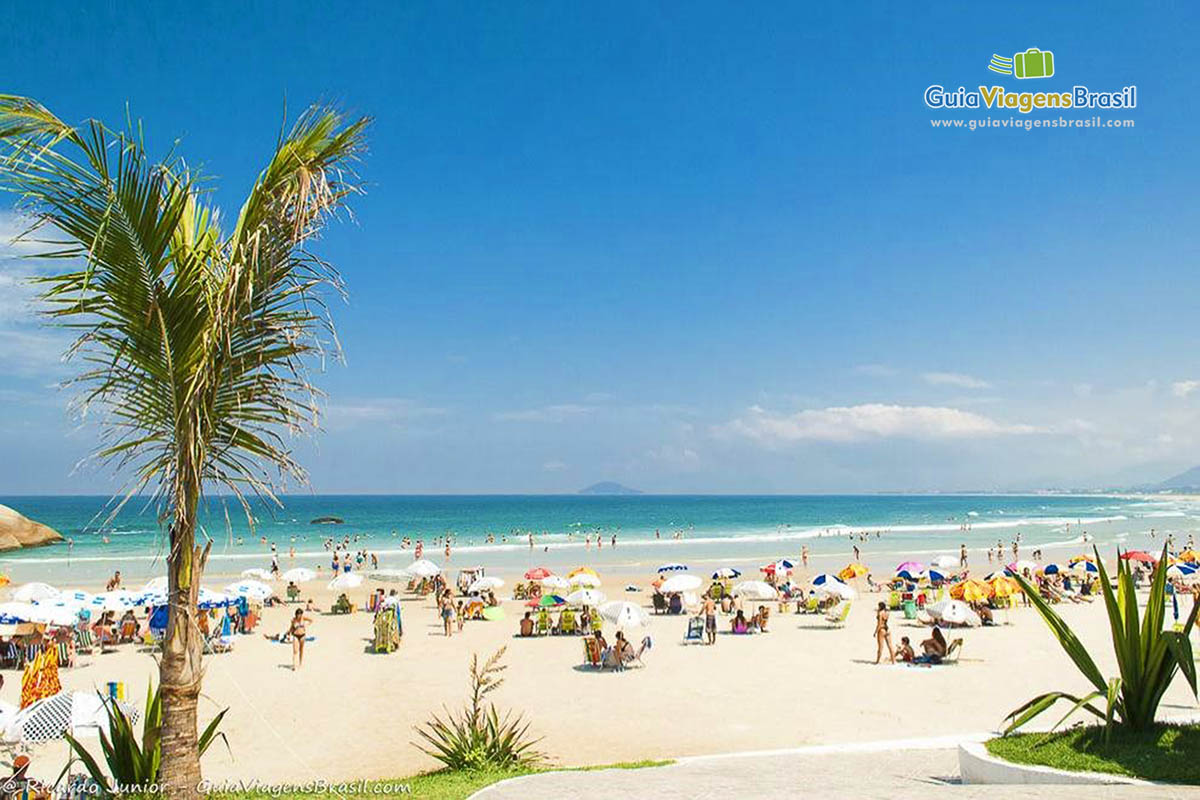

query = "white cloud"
[542, 460, 567, 472]
[324, 398, 447, 429]
[922, 372, 992, 390]
[718, 403, 1038, 445]
[1172, 380, 1200, 398]
[493, 404, 595, 423]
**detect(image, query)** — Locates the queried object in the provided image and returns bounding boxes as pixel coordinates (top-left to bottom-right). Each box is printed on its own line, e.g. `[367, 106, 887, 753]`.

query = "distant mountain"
[1157, 465, 1200, 490]
[578, 481, 642, 495]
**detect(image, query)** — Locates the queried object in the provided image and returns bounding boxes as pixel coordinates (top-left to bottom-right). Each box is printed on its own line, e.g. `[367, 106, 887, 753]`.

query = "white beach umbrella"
[407, 559, 441, 578]
[569, 573, 602, 588]
[89, 591, 140, 613]
[328, 572, 364, 590]
[732, 580, 777, 600]
[931, 555, 958, 570]
[468, 576, 505, 593]
[1010, 560, 1038, 574]
[12, 583, 59, 603]
[225, 580, 273, 602]
[599, 601, 649, 629]
[141, 577, 168, 595]
[566, 588, 607, 607]
[659, 574, 701, 593]
[197, 588, 233, 609]
[1165, 564, 1197, 581]
[28, 604, 81, 627]
[819, 582, 856, 600]
[541, 575, 572, 590]
[281, 567, 316, 583]
[711, 567, 741, 579]
[810, 574, 844, 588]
[0, 602, 37, 623]
[241, 568, 274, 581]
[925, 599, 980, 627]
[58, 589, 95, 605]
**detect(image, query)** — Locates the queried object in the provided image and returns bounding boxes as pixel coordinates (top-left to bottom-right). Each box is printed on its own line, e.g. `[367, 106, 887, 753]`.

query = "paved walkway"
[470, 736, 1194, 800]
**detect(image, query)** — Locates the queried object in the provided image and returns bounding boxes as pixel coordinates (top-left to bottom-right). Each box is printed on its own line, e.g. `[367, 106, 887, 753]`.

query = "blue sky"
[2, 2, 1199, 493]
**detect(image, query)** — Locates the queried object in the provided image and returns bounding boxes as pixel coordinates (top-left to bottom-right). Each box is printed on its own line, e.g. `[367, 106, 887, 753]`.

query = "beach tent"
[12, 584, 59, 604]
[711, 567, 741, 579]
[732, 580, 777, 600]
[524, 567, 553, 580]
[599, 601, 649, 629]
[660, 574, 701, 593]
[566, 588, 606, 607]
[570, 573, 602, 588]
[407, 559, 441, 578]
[657, 563, 689, 573]
[281, 567, 316, 583]
[541, 575, 571, 590]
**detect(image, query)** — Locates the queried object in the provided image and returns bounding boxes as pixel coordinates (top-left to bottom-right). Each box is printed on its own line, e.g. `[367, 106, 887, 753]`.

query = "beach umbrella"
[931, 555, 958, 570]
[982, 571, 1008, 581]
[990, 576, 1021, 598]
[57, 589, 95, 605]
[926, 568, 949, 583]
[28, 603, 81, 627]
[241, 568, 273, 580]
[660, 574, 701, 593]
[407, 559, 441, 578]
[950, 579, 991, 603]
[927, 599, 980, 627]
[1067, 555, 1095, 566]
[541, 575, 571, 590]
[1178, 550, 1200, 564]
[367, 569, 409, 583]
[1166, 564, 1197, 581]
[838, 563, 869, 581]
[141, 577, 168, 595]
[811, 573, 843, 587]
[657, 563, 689, 573]
[896, 569, 924, 582]
[90, 591, 140, 612]
[468, 576, 505, 593]
[1119, 551, 1157, 564]
[281, 567, 316, 583]
[528, 594, 565, 608]
[225, 580, 273, 601]
[819, 581, 856, 600]
[761, 559, 794, 574]
[1008, 560, 1038, 574]
[0, 602, 36, 623]
[1041, 563, 1067, 575]
[197, 588, 233, 609]
[711, 567, 741, 579]
[599, 600, 649, 629]
[566, 588, 606, 607]
[567, 567, 598, 579]
[1072, 560, 1099, 575]
[12, 583, 59, 603]
[570, 573, 602, 588]
[732, 580, 777, 600]
[895, 561, 924, 574]
[524, 567, 553, 580]
[328, 573, 364, 591]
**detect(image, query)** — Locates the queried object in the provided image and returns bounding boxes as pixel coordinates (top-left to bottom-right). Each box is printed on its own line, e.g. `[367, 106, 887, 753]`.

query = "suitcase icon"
[1013, 48, 1054, 79]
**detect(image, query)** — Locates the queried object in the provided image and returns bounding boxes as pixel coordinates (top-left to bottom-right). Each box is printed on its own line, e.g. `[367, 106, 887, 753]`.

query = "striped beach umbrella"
[657, 563, 689, 573]
[711, 567, 741, 579]
[811, 573, 843, 587]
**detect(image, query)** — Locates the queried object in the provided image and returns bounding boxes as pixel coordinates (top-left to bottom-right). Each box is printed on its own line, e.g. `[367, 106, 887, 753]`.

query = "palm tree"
[0, 97, 368, 798]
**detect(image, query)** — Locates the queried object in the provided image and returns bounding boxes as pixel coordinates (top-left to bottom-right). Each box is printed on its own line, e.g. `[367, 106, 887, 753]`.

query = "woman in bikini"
[874, 601, 895, 664]
[289, 608, 313, 671]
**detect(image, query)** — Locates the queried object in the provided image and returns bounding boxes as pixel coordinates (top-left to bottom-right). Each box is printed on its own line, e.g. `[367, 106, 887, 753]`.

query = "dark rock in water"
[0, 504, 65, 551]
[578, 482, 642, 495]
[310, 516, 345, 525]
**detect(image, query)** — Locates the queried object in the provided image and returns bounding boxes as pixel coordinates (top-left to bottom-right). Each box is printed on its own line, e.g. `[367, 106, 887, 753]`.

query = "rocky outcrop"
[0, 504, 64, 551]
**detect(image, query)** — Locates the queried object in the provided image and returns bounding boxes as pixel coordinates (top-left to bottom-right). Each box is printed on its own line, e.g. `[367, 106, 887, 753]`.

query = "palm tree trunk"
[159, 491, 210, 800]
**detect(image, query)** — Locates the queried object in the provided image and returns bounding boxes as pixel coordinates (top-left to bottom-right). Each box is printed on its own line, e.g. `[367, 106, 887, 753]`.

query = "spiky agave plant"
[1006, 545, 1198, 737]
[0, 96, 367, 798]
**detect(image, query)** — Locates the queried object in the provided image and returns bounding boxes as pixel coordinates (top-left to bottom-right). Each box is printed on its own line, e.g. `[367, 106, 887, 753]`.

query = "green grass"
[218, 759, 673, 800]
[987, 725, 1200, 784]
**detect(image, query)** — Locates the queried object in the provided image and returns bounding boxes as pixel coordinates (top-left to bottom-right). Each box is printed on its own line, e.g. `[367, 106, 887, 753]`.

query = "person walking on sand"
[801, 545, 809, 568]
[959, 544, 967, 568]
[289, 608, 312, 670]
[874, 601, 895, 664]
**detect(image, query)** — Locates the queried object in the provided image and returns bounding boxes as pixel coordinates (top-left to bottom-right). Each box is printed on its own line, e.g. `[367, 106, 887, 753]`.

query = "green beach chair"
[826, 601, 852, 627]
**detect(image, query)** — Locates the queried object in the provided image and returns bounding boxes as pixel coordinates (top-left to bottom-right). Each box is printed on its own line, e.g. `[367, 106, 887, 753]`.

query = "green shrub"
[414, 647, 543, 771]
[1007, 545, 1198, 737]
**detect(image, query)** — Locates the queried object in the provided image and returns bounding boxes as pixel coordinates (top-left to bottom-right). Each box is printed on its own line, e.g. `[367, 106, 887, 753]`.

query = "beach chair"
[803, 596, 819, 614]
[203, 629, 233, 655]
[943, 638, 964, 665]
[536, 609, 551, 636]
[825, 601, 852, 627]
[888, 591, 901, 610]
[119, 619, 138, 643]
[652, 593, 668, 614]
[684, 616, 704, 644]
[582, 636, 602, 668]
[73, 627, 95, 656]
[0, 641, 20, 669]
[631, 636, 652, 667]
[559, 610, 577, 635]
[56, 640, 75, 669]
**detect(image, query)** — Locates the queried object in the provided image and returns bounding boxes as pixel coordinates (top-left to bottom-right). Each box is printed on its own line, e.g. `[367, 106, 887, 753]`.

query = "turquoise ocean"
[0, 494, 1193, 585]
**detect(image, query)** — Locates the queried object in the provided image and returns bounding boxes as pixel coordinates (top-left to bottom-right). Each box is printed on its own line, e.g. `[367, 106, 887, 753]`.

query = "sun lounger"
[943, 638, 963, 664]
[684, 616, 704, 643]
[631, 635, 652, 667]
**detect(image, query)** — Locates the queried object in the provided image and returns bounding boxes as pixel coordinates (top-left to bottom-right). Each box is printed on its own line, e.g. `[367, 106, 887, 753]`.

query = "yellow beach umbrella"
[838, 563, 869, 581]
[989, 576, 1021, 598]
[950, 579, 991, 603]
[0, 574, 9, 588]
[567, 566, 598, 579]
[1067, 554, 1095, 565]
[1178, 550, 1200, 564]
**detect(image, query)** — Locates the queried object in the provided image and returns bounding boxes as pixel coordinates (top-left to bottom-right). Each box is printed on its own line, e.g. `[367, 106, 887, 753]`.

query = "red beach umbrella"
[524, 567, 553, 580]
[1119, 551, 1157, 564]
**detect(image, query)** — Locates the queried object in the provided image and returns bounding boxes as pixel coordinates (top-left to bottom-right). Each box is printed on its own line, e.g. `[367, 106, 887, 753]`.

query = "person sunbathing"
[519, 611, 534, 637]
[916, 627, 948, 664]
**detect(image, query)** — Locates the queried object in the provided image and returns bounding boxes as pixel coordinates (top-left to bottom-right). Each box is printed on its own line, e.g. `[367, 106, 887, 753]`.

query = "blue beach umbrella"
[1042, 563, 1067, 575]
[811, 573, 844, 587]
[1166, 563, 1197, 581]
[657, 563, 689, 573]
[927, 568, 948, 582]
[896, 569, 923, 582]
